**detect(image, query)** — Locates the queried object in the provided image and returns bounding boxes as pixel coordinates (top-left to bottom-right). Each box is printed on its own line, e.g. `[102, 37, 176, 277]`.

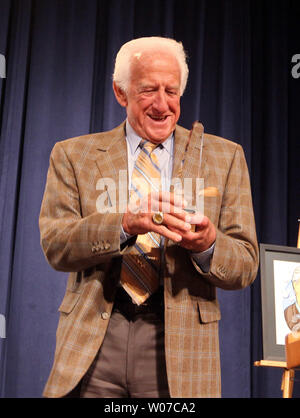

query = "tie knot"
[140, 140, 158, 154]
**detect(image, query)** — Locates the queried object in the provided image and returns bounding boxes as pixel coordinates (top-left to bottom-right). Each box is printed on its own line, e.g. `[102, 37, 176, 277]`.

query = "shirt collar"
[125, 119, 173, 156]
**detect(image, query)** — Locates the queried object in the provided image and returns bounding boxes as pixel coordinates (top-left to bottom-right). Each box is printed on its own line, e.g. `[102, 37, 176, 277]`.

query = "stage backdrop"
[0, 0, 299, 398]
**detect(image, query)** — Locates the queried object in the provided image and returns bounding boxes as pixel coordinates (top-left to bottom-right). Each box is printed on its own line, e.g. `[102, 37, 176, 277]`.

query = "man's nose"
[152, 90, 168, 113]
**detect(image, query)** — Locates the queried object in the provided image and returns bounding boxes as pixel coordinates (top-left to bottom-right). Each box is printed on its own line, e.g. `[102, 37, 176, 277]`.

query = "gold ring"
[152, 211, 164, 225]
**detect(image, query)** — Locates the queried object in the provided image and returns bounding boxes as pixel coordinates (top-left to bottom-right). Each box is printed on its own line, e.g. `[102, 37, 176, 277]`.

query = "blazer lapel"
[94, 122, 128, 213]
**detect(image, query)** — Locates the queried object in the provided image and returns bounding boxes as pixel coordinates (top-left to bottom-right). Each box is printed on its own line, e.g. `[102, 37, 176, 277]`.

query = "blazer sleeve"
[39, 142, 132, 272]
[191, 144, 259, 290]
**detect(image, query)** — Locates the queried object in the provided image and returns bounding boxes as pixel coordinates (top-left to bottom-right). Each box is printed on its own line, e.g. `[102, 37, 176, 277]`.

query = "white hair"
[113, 37, 189, 96]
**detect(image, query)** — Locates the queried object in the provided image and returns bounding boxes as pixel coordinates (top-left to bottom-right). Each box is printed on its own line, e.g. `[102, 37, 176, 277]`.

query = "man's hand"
[122, 192, 216, 252]
[175, 213, 216, 253]
[122, 192, 191, 243]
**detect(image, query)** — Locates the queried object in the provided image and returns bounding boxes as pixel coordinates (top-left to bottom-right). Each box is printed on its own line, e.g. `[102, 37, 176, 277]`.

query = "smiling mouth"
[148, 115, 168, 121]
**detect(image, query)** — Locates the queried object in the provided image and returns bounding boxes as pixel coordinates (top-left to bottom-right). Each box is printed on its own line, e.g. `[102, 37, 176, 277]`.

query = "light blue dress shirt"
[120, 120, 214, 273]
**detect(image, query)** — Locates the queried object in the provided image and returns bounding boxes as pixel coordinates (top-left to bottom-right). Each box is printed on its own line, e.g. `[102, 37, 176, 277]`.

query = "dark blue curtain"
[0, 0, 299, 398]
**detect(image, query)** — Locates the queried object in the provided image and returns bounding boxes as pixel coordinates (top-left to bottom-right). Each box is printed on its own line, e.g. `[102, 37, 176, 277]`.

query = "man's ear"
[113, 82, 128, 107]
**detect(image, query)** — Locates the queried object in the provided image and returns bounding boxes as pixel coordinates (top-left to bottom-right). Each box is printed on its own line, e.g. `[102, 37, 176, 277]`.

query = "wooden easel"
[255, 333, 300, 398]
[254, 359, 295, 398]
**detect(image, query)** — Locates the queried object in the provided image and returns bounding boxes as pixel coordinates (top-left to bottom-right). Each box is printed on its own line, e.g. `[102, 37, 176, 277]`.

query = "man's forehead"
[130, 52, 180, 78]
[132, 51, 142, 60]
[131, 50, 178, 66]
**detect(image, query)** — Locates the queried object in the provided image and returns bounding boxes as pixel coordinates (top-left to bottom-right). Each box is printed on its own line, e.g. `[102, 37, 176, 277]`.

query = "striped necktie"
[120, 140, 161, 305]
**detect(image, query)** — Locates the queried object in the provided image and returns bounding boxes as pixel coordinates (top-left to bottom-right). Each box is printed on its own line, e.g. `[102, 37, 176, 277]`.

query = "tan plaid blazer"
[39, 121, 258, 398]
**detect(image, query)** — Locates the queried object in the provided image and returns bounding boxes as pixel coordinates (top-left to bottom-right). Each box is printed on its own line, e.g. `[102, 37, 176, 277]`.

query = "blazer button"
[101, 311, 110, 320]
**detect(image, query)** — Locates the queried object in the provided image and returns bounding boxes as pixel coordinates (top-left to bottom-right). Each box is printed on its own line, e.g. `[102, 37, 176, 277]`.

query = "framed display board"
[260, 244, 300, 361]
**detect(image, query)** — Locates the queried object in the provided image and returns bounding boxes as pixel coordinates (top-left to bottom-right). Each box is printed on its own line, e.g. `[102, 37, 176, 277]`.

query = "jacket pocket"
[58, 290, 81, 314]
[197, 299, 221, 323]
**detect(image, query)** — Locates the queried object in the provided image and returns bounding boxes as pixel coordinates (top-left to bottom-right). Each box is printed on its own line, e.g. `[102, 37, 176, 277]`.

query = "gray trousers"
[80, 290, 170, 398]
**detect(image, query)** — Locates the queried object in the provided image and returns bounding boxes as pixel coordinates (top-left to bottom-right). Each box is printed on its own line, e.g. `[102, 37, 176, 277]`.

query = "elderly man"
[39, 37, 258, 398]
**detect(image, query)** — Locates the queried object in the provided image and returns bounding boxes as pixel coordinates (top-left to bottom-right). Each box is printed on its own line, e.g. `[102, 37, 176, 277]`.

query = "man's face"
[114, 52, 181, 144]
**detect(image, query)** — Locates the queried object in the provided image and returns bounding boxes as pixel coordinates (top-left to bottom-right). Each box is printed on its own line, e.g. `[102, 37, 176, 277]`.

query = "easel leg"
[281, 369, 295, 398]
